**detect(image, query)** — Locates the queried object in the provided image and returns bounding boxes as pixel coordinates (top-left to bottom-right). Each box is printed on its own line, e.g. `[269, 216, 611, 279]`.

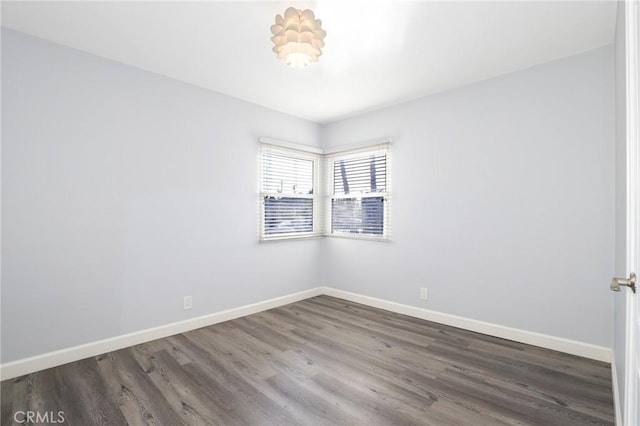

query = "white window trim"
[259, 137, 392, 242]
[259, 142, 321, 241]
[258, 137, 323, 154]
[324, 142, 391, 241]
[323, 137, 391, 155]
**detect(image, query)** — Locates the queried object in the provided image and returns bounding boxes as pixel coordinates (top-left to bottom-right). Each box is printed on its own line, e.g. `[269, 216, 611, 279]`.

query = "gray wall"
[1, 29, 322, 363]
[321, 46, 615, 347]
[1, 28, 617, 364]
[613, 0, 628, 414]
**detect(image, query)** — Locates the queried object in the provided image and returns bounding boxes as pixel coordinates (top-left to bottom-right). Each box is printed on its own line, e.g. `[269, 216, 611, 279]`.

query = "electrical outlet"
[183, 296, 193, 310]
[420, 288, 428, 300]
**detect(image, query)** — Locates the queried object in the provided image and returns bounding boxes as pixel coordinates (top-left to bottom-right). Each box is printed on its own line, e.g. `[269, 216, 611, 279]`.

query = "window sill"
[259, 233, 392, 243]
[325, 233, 392, 243]
[259, 234, 323, 243]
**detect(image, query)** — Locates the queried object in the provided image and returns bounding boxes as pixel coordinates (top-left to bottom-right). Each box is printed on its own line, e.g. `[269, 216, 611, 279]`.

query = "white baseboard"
[611, 355, 622, 426]
[0, 287, 323, 381]
[1, 286, 612, 380]
[321, 287, 612, 363]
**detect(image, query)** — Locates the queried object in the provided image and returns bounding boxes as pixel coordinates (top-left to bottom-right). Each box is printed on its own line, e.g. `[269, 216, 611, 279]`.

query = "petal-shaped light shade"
[284, 7, 298, 19]
[271, 8, 326, 68]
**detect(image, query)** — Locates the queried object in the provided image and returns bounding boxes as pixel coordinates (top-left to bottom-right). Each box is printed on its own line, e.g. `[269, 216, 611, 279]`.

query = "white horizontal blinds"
[261, 145, 317, 239]
[264, 198, 313, 235]
[333, 154, 386, 194]
[330, 147, 390, 238]
[262, 152, 314, 195]
[332, 198, 384, 235]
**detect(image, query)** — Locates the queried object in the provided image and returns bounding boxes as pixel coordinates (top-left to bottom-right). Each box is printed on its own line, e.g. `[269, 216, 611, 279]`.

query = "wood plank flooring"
[1, 295, 614, 425]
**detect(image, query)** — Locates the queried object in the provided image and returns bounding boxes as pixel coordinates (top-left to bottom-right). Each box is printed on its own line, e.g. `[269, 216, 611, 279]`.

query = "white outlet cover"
[183, 296, 193, 310]
[420, 288, 428, 300]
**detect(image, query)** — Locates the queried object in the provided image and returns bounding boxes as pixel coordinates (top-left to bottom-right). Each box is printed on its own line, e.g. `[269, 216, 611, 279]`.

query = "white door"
[624, 1, 639, 424]
[613, 1, 640, 424]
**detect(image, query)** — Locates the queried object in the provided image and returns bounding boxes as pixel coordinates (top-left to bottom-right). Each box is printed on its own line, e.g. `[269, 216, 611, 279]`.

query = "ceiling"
[1, 1, 617, 123]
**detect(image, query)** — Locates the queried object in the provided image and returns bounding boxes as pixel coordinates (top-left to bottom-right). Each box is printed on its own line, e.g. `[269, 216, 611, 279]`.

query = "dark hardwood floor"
[1, 295, 614, 425]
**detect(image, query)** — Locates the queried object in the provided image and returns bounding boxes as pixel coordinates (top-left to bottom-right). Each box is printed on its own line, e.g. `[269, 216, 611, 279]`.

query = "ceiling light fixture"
[270, 7, 326, 69]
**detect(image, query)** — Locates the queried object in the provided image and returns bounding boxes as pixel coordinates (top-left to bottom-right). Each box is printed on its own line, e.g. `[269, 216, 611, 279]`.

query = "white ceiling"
[1, 1, 617, 123]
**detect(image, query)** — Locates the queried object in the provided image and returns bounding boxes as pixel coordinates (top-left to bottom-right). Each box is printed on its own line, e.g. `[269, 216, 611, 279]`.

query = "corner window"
[260, 144, 320, 240]
[327, 145, 390, 239]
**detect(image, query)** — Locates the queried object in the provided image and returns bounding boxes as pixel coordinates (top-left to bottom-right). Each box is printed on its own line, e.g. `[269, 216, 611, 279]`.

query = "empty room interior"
[1, 1, 639, 425]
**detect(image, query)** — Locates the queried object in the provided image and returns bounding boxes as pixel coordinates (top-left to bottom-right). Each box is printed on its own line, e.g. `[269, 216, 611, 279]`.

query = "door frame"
[623, 1, 639, 425]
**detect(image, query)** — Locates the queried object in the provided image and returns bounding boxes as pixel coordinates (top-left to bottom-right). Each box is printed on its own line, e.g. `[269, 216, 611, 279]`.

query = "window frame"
[324, 143, 391, 241]
[259, 142, 322, 241]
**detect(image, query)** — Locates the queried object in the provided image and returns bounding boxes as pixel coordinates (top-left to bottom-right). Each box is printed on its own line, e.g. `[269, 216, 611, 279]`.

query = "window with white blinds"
[260, 145, 319, 240]
[327, 145, 390, 239]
